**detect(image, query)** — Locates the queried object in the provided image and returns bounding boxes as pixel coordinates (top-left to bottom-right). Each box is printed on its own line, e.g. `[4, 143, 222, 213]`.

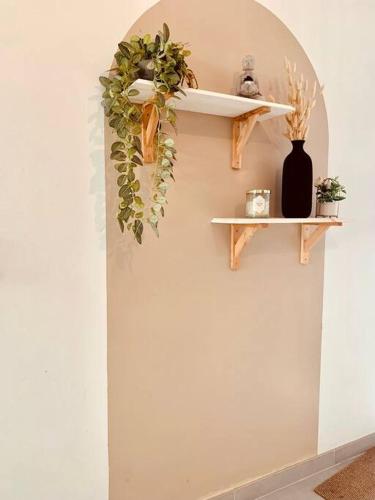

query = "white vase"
[316, 201, 339, 217]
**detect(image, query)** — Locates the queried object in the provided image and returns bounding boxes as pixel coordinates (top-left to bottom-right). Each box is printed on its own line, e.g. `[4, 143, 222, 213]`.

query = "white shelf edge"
[211, 217, 343, 225]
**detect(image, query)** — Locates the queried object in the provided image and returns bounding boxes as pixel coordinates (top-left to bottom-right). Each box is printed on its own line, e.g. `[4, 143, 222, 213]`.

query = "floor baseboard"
[204, 432, 375, 500]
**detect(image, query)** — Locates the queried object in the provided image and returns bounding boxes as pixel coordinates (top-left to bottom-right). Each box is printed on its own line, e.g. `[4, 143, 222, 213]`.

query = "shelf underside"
[130, 79, 294, 120]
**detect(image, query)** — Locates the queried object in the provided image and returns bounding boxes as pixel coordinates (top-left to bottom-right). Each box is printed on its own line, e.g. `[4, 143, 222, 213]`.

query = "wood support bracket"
[232, 106, 271, 169]
[230, 223, 268, 270]
[141, 94, 174, 164]
[141, 102, 159, 163]
[300, 221, 343, 264]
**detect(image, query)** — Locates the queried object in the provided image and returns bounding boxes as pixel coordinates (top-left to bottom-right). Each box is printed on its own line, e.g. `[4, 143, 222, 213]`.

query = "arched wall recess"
[106, 1, 329, 500]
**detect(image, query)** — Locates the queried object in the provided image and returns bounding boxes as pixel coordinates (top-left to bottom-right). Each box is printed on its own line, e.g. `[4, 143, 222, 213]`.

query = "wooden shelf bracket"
[232, 106, 270, 169]
[300, 221, 343, 264]
[230, 223, 268, 270]
[141, 102, 159, 163]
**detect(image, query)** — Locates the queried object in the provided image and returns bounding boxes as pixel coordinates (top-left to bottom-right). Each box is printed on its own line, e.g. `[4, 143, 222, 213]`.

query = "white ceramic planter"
[316, 201, 339, 217]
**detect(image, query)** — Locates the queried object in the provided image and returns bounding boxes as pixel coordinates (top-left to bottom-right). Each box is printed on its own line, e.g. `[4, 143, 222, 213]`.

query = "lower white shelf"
[211, 217, 343, 270]
[211, 217, 342, 225]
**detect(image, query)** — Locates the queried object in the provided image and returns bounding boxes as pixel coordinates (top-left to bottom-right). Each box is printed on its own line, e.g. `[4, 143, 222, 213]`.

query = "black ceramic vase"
[282, 140, 313, 218]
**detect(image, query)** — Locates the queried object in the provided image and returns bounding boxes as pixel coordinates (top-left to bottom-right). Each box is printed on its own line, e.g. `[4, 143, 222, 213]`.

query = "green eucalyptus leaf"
[128, 169, 135, 182]
[132, 180, 140, 192]
[109, 116, 121, 128]
[133, 136, 142, 150]
[116, 163, 127, 172]
[119, 184, 132, 198]
[143, 34, 152, 44]
[164, 137, 174, 147]
[114, 52, 124, 65]
[155, 92, 165, 107]
[117, 128, 127, 139]
[132, 155, 143, 166]
[117, 174, 126, 186]
[163, 23, 170, 42]
[132, 138, 143, 157]
[127, 147, 137, 157]
[157, 84, 168, 93]
[118, 218, 125, 233]
[132, 124, 142, 135]
[133, 220, 143, 244]
[128, 88, 140, 97]
[111, 150, 126, 161]
[147, 42, 156, 53]
[118, 42, 131, 58]
[118, 207, 132, 221]
[134, 196, 144, 207]
[111, 141, 125, 152]
[99, 76, 112, 87]
[134, 54, 144, 65]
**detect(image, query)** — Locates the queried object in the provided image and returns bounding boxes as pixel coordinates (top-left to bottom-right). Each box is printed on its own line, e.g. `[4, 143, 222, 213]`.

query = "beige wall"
[107, 1, 328, 499]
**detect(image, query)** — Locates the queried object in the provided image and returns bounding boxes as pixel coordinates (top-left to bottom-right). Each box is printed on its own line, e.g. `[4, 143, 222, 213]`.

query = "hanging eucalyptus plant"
[99, 23, 195, 243]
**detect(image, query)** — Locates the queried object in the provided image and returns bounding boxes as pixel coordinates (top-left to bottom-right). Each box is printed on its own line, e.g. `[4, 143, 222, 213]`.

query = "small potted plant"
[315, 176, 346, 217]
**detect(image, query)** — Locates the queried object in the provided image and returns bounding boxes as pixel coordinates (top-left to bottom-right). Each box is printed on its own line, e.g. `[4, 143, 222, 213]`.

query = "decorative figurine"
[237, 55, 264, 100]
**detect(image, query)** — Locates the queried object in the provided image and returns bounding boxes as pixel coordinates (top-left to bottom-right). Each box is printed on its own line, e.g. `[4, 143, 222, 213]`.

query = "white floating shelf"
[212, 217, 342, 225]
[130, 79, 294, 120]
[211, 217, 343, 269]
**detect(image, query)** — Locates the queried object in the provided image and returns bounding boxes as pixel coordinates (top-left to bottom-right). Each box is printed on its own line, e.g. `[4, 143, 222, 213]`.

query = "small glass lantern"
[236, 55, 264, 100]
[246, 189, 271, 218]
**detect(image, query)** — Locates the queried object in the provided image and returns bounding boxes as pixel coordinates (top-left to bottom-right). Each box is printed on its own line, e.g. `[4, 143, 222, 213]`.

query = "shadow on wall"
[104, 1, 329, 500]
[89, 86, 106, 250]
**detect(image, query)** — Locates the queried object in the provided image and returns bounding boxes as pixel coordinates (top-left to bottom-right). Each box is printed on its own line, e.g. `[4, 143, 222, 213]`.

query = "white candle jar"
[246, 189, 271, 218]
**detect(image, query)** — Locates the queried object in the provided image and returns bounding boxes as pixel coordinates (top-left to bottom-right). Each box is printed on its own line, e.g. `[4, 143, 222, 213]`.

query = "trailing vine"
[99, 23, 194, 243]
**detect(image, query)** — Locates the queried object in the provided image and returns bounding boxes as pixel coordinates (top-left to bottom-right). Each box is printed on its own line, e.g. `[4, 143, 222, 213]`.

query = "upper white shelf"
[212, 217, 343, 225]
[129, 79, 294, 120]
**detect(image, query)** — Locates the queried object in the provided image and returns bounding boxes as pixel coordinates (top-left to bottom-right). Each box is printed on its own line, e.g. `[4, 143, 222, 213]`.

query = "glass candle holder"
[246, 189, 271, 218]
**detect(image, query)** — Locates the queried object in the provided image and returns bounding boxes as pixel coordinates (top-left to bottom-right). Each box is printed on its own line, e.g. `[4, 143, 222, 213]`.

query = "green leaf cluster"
[148, 136, 177, 236]
[99, 23, 193, 243]
[315, 177, 347, 203]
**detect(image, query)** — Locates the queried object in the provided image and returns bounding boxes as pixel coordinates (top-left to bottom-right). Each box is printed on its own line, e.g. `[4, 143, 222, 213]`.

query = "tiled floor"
[257, 458, 355, 499]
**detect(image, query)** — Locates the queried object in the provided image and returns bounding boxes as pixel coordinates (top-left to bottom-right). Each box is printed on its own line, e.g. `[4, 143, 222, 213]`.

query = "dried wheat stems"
[284, 57, 322, 141]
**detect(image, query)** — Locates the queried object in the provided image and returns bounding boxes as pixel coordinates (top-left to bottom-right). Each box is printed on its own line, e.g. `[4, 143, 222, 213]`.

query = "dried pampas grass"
[284, 57, 323, 141]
